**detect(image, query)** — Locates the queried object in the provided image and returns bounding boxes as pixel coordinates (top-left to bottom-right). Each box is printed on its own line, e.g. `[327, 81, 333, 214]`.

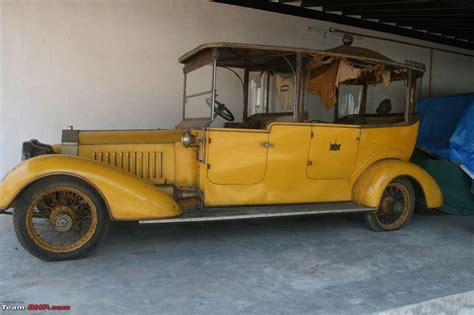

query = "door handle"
[262, 142, 273, 148]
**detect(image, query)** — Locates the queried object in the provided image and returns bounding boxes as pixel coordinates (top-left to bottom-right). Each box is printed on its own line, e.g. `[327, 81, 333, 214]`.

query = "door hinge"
[311, 132, 314, 138]
[307, 160, 313, 166]
[207, 164, 211, 170]
[208, 138, 212, 144]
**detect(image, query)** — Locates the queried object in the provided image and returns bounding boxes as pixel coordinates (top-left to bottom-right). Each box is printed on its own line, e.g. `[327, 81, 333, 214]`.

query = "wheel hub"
[381, 197, 395, 213]
[50, 206, 76, 232]
[393, 200, 405, 214]
[54, 214, 73, 232]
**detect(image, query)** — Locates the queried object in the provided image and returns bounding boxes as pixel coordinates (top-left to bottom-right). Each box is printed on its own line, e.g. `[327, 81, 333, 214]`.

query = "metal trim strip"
[139, 206, 375, 224]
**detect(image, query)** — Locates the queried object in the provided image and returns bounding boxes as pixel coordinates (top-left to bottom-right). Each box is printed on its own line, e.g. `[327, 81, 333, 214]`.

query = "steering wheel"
[205, 98, 235, 122]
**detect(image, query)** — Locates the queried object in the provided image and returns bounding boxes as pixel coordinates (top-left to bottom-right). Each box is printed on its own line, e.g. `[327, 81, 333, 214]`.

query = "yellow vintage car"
[0, 40, 443, 260]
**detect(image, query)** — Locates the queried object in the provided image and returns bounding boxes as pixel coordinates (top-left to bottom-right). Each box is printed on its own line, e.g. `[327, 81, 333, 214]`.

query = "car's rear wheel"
[365, 177, 415, 231]
[13, 176, 109, 261]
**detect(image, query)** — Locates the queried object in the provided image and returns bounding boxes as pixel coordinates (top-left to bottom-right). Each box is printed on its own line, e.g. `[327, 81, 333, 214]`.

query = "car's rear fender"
[0, 155, 181, 220]
[352, 159, 443, 208]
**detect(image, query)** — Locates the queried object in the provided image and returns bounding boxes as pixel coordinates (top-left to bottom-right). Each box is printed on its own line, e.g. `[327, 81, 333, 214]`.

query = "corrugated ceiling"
[214, 0, 474, 51]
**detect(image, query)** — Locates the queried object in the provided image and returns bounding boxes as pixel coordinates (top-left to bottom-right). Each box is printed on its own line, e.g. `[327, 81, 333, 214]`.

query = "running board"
[139, 202, 375, 225]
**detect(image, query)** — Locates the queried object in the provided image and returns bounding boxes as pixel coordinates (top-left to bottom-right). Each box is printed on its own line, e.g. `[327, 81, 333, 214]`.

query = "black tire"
[365, 177, 415, 232]
[13, 176, 109, 261]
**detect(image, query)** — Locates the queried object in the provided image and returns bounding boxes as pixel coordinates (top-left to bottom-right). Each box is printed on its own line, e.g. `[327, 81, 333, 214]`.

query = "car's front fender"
[352, 159, 443, 209]
[0, 155, 181, 220]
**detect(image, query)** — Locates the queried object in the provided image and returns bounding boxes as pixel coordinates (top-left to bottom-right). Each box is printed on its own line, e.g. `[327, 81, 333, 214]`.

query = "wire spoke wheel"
[365, 177, 415, 232]
[26, 187, 98, 253]
[375, 183, 410, 229]
[14, 176, 109, 261]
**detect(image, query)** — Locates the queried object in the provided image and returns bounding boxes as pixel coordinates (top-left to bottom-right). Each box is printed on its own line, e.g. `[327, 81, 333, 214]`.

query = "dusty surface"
[0, 213, 473, 314]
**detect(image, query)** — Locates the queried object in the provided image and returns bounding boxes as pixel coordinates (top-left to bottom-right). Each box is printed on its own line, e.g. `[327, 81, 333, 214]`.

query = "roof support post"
[209, 49, 219, 125]
[405, 69, 412, 123]
[294, 52, 304, 122]
[182, 72, 187, 120]
[243, 69, 249, 121]
[360, 82, 368, 117]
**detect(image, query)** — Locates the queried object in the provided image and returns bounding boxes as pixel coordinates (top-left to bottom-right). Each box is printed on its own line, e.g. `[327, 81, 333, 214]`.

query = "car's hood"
[77, 129, 184, 145]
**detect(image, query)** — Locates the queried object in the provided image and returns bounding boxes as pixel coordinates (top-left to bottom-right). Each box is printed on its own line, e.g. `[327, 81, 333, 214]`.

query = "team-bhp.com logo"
[2, 302, 71, 311]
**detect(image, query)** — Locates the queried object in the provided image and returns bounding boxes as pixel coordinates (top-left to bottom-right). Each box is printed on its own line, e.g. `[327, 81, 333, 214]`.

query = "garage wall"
[0, 2, 4, 179]
[1, 0, 474, 176]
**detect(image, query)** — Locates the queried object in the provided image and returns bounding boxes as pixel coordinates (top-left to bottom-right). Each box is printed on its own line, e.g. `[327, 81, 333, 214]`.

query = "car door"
[307, 125, 360, 179]
[206, 129, 269, 185]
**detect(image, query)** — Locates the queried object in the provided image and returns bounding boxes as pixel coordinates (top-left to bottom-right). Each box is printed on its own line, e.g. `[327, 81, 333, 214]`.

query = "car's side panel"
[0, 155, 181, 220]
[351, 122, 418, 181]
[77, 129, 197, 187]
[175, 143, 198, 187]
[78, 129, 183, 144]
[352, 159, 443, 208]
[307, 125, 360, 179]
[206, 129, 268, 185]
[78, 144, 176, 185]
[202, 121, 430, 208]
[203, 124, 352, 206]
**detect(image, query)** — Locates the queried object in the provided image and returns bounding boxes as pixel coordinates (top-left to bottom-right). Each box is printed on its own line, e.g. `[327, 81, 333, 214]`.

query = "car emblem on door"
[329, 141, 341, 151]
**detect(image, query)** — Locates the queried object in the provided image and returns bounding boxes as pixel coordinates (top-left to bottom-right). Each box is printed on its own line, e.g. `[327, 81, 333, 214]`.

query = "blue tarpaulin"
[416, 93, 474, 179]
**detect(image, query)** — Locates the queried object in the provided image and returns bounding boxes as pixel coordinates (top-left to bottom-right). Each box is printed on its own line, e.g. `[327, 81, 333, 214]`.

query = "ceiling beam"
[323, 2, 454, 12]
[439, 0, 474, 10]
[379, 16, 474, 23]
[413, 25, 474, 31]
[353, 10, 473, 17]
[396, 21, 474, 27]
[300, 0, 324, 7]
[213, 0, 474, 49]
[307, 0, 435, 7]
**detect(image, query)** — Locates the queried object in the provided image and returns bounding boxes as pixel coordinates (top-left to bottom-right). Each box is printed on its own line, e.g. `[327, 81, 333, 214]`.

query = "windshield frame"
[180, 48, 217, 127]
[179, 48, 301, 128]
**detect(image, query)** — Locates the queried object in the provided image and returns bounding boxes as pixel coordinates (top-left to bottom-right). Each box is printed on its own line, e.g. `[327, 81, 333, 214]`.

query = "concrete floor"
[0, 212, 473, 315]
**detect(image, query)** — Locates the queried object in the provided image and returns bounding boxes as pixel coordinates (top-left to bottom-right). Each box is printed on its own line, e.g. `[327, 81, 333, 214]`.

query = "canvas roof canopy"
[179, 42, 425, 109]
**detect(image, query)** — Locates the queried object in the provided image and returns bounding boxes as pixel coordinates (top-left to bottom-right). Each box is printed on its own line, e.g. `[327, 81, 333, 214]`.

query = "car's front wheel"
[13, 176, 109, 261]
[365, 177, 415, 231]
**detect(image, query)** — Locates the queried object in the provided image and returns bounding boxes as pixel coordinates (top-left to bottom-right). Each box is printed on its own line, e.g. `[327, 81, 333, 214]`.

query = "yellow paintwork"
[352, 159, 443, 208]
[0, 120, 443, 220]
[201, 124, 352, 206]
[308, 125, 360, 179]
[79, 144, 176, 185]
[351, 122, 418, 180]
[78, 129, 197, 187]
[200, 121, 440, 208]
[207, 129, 268, 185]
[52, 144, 62, 154]
[79, 129, 182, 144]
[0, 155, 181, 220]
[175, 143, 198, 187]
